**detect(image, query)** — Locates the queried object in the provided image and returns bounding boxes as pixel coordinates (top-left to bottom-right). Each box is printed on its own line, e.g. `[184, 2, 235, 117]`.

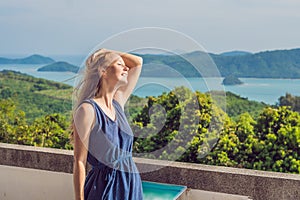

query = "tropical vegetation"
[0, 70, 300, 174]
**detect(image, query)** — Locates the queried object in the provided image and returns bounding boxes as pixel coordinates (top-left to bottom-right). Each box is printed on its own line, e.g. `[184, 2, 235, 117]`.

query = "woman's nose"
[124, 65, 129, 71]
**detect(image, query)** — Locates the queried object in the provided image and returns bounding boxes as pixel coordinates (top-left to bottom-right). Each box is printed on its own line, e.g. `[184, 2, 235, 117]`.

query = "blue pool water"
[142, 181, 187, 200]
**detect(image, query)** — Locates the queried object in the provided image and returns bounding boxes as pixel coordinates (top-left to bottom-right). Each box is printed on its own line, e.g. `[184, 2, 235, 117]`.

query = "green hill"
[138, 48, 300, 78]
[213, 48, 300, 78]
[0, 54, 55, 64]
[210, 91, 268, 120]
[0, 70, 72, 122]
[38, 61, 79, 73]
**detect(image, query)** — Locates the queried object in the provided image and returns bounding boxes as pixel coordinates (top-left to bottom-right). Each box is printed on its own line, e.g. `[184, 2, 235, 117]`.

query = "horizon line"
[1, 46, 300, 58]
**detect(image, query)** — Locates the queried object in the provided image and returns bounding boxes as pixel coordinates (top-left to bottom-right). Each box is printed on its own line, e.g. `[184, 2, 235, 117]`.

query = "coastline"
[0, 65, 300, 105]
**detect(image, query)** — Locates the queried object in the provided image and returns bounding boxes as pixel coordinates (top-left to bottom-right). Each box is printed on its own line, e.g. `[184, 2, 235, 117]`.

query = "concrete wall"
[0, 142, 299, 200]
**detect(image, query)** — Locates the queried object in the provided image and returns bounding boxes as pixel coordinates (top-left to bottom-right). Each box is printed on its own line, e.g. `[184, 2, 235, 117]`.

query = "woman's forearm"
[103, 48, 143, 68]
[73, 161, 86, 200]
[120, 52, 143, 68]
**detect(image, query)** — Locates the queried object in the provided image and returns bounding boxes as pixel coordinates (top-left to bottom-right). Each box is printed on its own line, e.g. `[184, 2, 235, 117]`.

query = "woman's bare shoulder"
[75, 102, 95, 117]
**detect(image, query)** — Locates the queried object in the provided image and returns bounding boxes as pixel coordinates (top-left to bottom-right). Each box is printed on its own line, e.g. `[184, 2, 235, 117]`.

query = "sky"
[1, 0, 300, 56]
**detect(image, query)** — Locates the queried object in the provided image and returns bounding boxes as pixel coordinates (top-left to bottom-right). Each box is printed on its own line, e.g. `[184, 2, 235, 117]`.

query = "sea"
[0, 55, 299, 105]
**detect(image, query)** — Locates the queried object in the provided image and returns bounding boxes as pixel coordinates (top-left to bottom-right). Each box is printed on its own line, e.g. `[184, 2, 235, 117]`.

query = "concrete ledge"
[0, 142, 73, 173]
[1, 142, 299, 200]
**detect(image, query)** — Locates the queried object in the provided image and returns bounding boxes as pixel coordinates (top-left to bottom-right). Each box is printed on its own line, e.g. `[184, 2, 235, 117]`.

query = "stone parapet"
[0, 142, 299, 200]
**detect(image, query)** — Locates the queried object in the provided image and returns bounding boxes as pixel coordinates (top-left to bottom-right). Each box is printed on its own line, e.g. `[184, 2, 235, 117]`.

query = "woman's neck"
[94, 86, 116, 109]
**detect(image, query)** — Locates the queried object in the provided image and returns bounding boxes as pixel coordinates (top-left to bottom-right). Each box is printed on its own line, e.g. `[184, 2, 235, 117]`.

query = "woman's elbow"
[137, 57, 143, 67]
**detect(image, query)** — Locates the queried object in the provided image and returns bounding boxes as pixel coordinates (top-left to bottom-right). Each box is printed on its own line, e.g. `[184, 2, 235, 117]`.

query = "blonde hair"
[69, 49, 120, 142]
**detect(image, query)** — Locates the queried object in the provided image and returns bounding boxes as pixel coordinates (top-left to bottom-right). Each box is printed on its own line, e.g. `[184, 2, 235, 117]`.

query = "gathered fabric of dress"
[82, 99, 143, 200]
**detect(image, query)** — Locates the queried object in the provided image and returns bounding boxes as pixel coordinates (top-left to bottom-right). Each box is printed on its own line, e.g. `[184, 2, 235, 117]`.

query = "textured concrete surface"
[0, 165, 251, 200]
[1, 142, 299, 200]
[0, 165, 74, 200]
[0, 142, 73, 173]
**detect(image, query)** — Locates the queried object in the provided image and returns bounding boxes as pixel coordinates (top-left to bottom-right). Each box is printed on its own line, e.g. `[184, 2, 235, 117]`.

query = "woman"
[72, 48, 144, 200]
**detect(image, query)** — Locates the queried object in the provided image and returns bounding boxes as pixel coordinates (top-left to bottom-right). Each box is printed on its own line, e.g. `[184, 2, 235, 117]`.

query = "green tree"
[29, 113, 72, 149]
[0, 98, 72, 149]
[132, 87, 226, 163]
[252, 106, 300, 173]
[0, 98, 28, 144]
[279, 93, 300, 113]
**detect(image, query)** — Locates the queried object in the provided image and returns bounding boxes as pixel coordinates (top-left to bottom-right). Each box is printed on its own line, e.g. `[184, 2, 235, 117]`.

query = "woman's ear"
[99, 68, 106, 77]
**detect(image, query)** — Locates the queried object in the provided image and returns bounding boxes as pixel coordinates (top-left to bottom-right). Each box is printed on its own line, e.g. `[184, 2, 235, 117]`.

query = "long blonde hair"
[70, 49, 120, 141]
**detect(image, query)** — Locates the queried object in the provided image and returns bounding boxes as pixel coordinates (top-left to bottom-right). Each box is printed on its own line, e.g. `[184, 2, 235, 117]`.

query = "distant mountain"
[220, 51, 252, 57]
[139, 48, 300, 78]
[2, 48, 300, 78]
[213, 48, 300, 78]
[38, 61, 79, 73]
[0, 54, 55, 64]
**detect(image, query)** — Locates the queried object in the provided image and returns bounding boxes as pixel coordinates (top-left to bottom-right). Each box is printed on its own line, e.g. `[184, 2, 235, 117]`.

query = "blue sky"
[1, 0, 300, 56]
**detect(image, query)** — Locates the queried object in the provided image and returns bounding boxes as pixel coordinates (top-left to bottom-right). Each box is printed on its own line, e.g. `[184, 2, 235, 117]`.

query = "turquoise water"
[133, 77, 300, 104]
[0, 64, 300, 104]
[142, 181, 186, 200]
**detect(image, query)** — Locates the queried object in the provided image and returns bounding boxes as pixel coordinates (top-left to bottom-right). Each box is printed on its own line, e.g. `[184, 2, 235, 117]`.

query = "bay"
[133, 77, 300, 105]
[0, 64, 299, 105]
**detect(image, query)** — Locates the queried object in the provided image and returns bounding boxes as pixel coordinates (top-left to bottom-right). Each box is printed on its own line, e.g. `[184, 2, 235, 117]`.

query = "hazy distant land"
[1, 48, 300, 78]
[37, 61, 79, 73]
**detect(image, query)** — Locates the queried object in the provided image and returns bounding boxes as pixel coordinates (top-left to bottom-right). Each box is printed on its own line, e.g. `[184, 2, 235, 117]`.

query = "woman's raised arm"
[103, 49, 143, 108]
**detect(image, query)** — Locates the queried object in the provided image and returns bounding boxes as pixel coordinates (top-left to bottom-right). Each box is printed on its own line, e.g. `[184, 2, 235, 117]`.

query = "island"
[222, 75, 243, 85]
[37, 61, 79, 73]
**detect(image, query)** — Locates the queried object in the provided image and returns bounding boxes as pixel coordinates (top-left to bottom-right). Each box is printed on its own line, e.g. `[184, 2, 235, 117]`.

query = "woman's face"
[104, 56, 129, 86]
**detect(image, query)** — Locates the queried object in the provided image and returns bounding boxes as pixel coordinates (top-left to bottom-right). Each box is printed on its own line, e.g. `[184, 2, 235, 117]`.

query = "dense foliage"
[204, 107, 300, 173]
[131, 87, 226, 162]
[129, 88, 300, 173]
[0, 98, 72, 149]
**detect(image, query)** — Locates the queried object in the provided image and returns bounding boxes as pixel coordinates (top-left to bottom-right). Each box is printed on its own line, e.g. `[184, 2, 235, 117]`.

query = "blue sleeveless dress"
[83, 99, 143, 200]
